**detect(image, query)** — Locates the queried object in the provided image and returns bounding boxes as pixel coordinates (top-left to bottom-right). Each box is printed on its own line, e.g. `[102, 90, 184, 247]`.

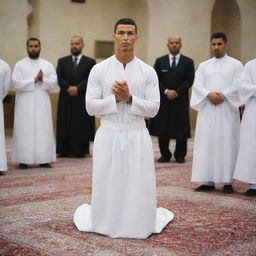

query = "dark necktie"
[171, 57, 176, 69]
[74, 57, 78, 70]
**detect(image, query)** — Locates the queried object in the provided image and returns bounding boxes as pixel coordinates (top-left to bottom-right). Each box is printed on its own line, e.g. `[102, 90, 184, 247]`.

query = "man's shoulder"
[245, 58, 256, 68]
[14, 58, 29, 68]
[39, 58, 54, 66]
[0, 59, 10, 70]
[135, 57, 155, 73]
[226, 55, 242, 65]
[180, 54, 194, 63]
[58, 55, 72, 62]
[82, 55, 96, 63]
[155, 54, 168, 62]
[198, 58, 213, 67]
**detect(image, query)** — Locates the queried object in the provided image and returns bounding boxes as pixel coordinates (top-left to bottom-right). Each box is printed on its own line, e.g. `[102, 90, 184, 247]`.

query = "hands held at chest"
[207, 92, 224, 105]
[34, 69, 43, 83]
[67, 86, 78, 96]
[112, 80, 132, 103]
[166, 89, 178, 101]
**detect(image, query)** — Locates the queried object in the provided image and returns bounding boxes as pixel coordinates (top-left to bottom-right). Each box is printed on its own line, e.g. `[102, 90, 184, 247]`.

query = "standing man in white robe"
[74, 18, 174, 239]
[0, 59, 11, 175]
[12, 38, 57, 169]
[233, 58, 256, 196]
[190, 32, 243, 193]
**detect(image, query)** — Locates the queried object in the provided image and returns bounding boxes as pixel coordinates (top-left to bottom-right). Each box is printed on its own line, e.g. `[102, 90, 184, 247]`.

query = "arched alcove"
[211, 0, 241, 60]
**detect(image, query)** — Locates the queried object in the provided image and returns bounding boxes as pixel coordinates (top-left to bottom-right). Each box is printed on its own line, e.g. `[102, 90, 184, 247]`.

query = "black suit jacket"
[56, 55, 96, 155]
[150, 54, 195, 139]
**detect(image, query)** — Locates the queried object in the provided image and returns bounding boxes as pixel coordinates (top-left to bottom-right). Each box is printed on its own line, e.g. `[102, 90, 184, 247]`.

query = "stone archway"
[211, 0, 241, 60]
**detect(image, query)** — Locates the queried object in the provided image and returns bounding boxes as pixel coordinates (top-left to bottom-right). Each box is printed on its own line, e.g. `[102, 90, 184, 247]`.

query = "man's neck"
[115, 51, 134, 67]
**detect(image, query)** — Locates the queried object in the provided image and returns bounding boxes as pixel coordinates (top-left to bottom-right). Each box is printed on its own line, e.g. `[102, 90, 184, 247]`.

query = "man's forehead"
[116, 24, 136, 31]
[168, 37, 180, 43]
[71, 37, 82, 43]
[211, 38, 225, 43]
[28, 40, 40, 46]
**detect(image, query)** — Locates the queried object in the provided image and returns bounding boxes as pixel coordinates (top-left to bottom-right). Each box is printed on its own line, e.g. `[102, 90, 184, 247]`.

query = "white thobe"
[0, 60, 11, 171]
[190, 55, 243, 183]
[233, 58, 256, 185]
[12, 57, 57, 164]
[74, 56, 174, 239]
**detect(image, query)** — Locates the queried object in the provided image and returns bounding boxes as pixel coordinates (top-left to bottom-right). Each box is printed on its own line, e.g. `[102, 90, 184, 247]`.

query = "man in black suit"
[150, 36, 195, 163]
[56, 36, 96, 157]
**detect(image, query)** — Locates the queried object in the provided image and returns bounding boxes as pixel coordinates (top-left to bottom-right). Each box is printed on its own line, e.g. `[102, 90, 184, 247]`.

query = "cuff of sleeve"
[105, 94, 118, 113]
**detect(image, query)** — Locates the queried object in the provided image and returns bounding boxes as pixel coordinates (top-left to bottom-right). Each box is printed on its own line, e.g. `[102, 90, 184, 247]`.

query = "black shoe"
[75, 153, 85, 158]
[176, 158, 185, 163]
[223, 185, 233, 194]
[39, 163, 52, 168]
[57, 154, 68, 158]
[19, 163, 28, 169]
[0, 171, 6, 176]
[157, 156, 170, 163]
[244, 189, 256, 196]
[195, 185, 215, 192]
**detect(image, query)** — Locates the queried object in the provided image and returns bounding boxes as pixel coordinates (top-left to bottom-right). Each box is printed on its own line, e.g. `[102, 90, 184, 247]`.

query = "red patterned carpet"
[0, 138, 255, 256]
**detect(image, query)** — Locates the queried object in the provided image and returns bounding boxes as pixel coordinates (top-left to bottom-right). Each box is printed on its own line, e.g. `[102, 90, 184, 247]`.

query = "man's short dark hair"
[114, 18, 137, 34]
[26, 37, 41, 47]
[211, 32, 227, 43]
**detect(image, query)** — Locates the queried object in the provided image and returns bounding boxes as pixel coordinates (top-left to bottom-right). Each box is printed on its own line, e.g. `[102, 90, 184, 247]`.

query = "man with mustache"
[56, 36, 96, 158]
[190, 32, 243, 194]
[12, 38, 57, 169]
[150, 36, 194, 164]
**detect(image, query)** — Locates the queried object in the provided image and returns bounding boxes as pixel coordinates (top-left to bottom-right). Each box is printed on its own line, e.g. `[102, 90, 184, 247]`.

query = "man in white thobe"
[74, 18, 174, 239]
[190, 32, 243, 193]
[233, 58, 256, 196]
[12, 38, 57, 169]
[0, 59, 11, 175]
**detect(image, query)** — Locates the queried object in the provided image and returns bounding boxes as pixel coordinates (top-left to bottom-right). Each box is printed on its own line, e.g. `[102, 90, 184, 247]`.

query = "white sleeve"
[39, 62, 57, 91]
[1, 63, 11, 100]
[12, 63, 35, 92]
[238, 62, 256, 105]
[222, 62, 243, 108]
[190, 64, 209, 111]
[86, 65, 118, 116]
[130, 68, 160, 118]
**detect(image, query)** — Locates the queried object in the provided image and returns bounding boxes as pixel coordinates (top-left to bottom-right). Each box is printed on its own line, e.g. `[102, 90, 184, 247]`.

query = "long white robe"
[190, 55, 243, 183]
[12, 57, 57, 164]
[0, 60, 11, 171]
[233, 58, 256, 184]
[74, 56, 174, 239]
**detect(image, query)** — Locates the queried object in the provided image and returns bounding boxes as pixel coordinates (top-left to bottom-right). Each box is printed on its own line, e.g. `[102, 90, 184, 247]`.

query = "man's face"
[211, 38, 227, 58]
[70, 37, 84, 56]
[167, 37, 182, 55]
[113, 24, 137, 52]
[27, 40, 41, 59]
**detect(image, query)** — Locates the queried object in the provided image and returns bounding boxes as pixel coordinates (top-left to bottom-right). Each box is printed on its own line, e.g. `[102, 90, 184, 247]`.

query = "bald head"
[71, 35, 84, 45]
[168, 35, 181, 43]
[167, 36, 182, 56]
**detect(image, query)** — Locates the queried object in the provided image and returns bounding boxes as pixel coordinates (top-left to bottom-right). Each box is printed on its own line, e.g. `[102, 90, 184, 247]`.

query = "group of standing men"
[0, 27, 255, 198]
[149, 32, 255, 197]
[0, 35, 95, 174]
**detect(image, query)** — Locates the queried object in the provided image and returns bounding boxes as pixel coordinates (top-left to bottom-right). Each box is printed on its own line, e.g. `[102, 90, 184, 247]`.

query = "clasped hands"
[34, 69, 43, 83]
[67, 86, 78, 96]
[166, 89, 178, 100]
[112, 80, 132, 103]
[207, 92, 225, 105]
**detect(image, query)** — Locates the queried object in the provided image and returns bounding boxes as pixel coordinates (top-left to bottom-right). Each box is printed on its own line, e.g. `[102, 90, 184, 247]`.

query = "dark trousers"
[158, 137, 187, 159]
